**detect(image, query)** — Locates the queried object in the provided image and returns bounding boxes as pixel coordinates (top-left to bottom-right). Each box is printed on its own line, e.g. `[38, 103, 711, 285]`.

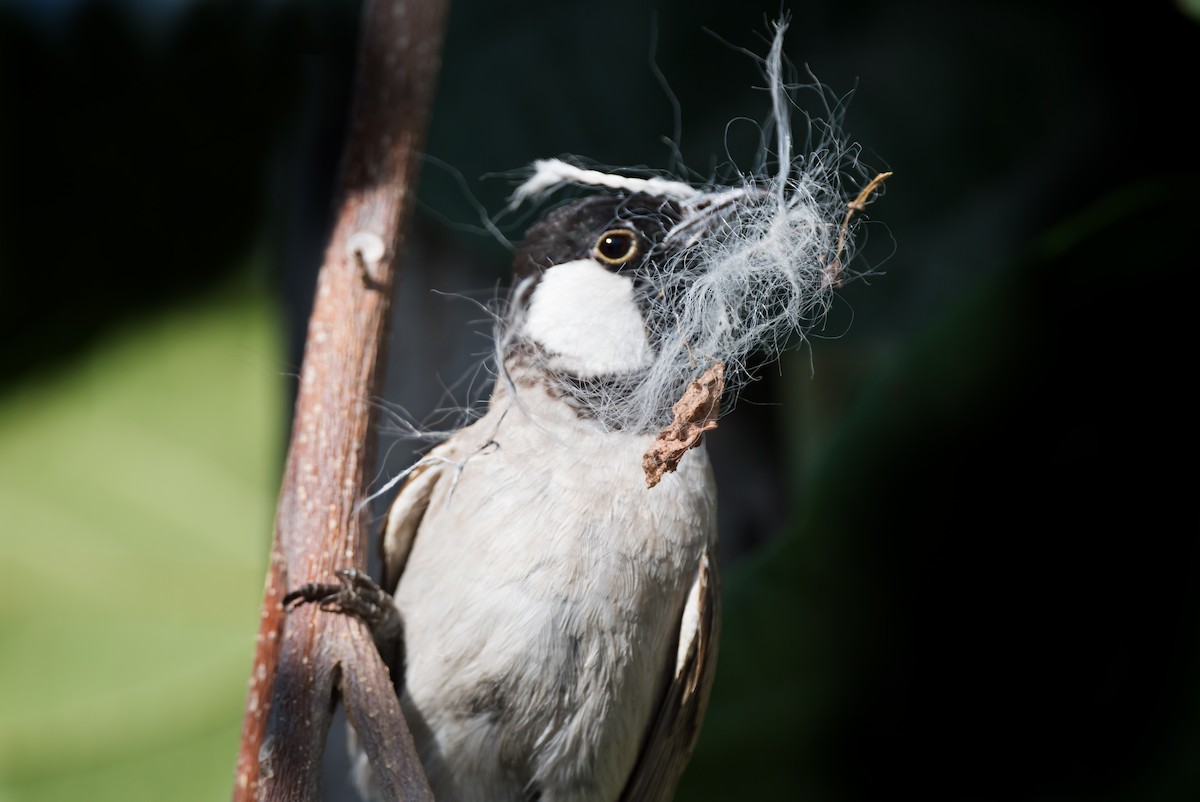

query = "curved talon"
[283, 581, 342, 608]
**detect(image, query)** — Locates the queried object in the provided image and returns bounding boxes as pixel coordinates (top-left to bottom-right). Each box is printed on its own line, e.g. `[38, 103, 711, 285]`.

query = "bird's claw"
[284, 568, 394, 631]
[284, 568, 404, 683]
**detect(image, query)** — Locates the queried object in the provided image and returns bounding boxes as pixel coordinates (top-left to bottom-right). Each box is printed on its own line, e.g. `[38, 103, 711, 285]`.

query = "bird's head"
[493, 22, 887, 437]
[497, 166, 845, 436]
[508, 192, 691, 382]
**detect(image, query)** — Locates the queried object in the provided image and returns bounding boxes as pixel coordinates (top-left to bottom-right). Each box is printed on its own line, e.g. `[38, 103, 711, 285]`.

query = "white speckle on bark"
[347, 231, 387, 279]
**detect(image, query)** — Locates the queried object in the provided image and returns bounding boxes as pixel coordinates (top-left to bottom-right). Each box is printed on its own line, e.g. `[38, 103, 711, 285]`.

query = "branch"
[234, 1, 448, 800]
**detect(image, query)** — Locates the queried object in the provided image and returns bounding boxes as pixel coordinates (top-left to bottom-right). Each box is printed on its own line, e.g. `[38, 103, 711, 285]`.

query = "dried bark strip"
[234, 1, 448, 800]
[643, 362, 726, 488]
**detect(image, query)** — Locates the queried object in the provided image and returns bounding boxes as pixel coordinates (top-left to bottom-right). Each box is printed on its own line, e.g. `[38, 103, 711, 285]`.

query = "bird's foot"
[284, 568, 402, 646]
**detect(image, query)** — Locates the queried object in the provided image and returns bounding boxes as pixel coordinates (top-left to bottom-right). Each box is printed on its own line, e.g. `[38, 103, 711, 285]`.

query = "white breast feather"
[389, 385, 716, 802]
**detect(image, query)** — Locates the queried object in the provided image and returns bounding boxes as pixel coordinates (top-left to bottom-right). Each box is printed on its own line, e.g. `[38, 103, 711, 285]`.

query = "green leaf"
[0, 283, 284, 802]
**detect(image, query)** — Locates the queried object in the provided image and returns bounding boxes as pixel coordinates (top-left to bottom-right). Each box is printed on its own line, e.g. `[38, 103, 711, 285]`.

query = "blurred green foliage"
[0, 280, 283, 802]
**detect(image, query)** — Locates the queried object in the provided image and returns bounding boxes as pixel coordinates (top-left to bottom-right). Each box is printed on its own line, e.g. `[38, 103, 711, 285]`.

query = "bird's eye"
[593, 229, 640, 266]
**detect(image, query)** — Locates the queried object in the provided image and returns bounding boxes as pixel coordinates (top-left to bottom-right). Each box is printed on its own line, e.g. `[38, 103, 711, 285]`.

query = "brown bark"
[234, 1, 448, 800]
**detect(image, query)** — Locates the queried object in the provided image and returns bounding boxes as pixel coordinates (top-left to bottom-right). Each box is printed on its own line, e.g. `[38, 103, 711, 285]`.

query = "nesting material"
[506, 20, 888, 440]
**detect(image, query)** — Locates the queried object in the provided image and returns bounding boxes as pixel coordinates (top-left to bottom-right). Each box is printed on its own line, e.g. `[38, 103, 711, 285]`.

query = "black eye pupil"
[595, 230, 637, 263]
[600, 235, 628, 258]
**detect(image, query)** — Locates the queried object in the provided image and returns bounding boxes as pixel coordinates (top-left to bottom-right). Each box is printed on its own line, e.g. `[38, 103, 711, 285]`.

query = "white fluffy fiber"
[507, 19, 880, 435]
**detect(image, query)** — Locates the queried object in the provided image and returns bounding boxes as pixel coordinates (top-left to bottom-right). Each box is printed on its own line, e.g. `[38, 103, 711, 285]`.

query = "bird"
[357, 188, 726, 802]
[288, 20, 885, 801]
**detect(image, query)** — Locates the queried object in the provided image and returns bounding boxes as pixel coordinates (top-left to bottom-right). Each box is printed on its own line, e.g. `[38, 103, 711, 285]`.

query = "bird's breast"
[391, 394, 716, 801]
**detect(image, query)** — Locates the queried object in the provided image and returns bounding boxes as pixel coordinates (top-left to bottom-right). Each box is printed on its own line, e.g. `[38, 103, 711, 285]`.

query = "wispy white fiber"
[501, 18, 884, 435]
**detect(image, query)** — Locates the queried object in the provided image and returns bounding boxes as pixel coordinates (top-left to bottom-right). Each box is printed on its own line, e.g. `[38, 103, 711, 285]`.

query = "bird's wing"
[379, 454, 448, 593]
[619, 547, 721, 802]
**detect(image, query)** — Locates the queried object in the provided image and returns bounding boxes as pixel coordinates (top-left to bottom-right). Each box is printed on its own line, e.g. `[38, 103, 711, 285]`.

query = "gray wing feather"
[619, 548, 721, 802]
[379, 457, 446, 592]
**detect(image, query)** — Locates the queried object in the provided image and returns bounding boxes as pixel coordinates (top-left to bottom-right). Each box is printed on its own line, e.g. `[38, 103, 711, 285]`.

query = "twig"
[233, 1, 447, 800]
[826, 170, 893, 287]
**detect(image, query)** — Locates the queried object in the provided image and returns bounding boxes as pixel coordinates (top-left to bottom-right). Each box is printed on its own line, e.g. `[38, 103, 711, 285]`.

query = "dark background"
[1, 0, 1196, 800]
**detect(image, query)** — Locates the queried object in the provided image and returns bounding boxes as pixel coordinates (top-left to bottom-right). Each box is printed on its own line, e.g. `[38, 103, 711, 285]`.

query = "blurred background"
[1, 0, 1197, 800]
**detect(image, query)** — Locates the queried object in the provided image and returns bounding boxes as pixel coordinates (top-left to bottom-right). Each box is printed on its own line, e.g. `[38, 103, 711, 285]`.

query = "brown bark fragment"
[643, 362, 726, 488]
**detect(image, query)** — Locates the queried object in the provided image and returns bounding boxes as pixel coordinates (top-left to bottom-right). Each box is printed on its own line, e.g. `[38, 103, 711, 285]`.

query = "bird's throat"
[523, 259, 652, 378]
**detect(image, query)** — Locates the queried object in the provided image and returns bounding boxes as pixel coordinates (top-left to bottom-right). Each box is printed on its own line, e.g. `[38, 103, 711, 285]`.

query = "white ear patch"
[524, 259, 651, 377]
